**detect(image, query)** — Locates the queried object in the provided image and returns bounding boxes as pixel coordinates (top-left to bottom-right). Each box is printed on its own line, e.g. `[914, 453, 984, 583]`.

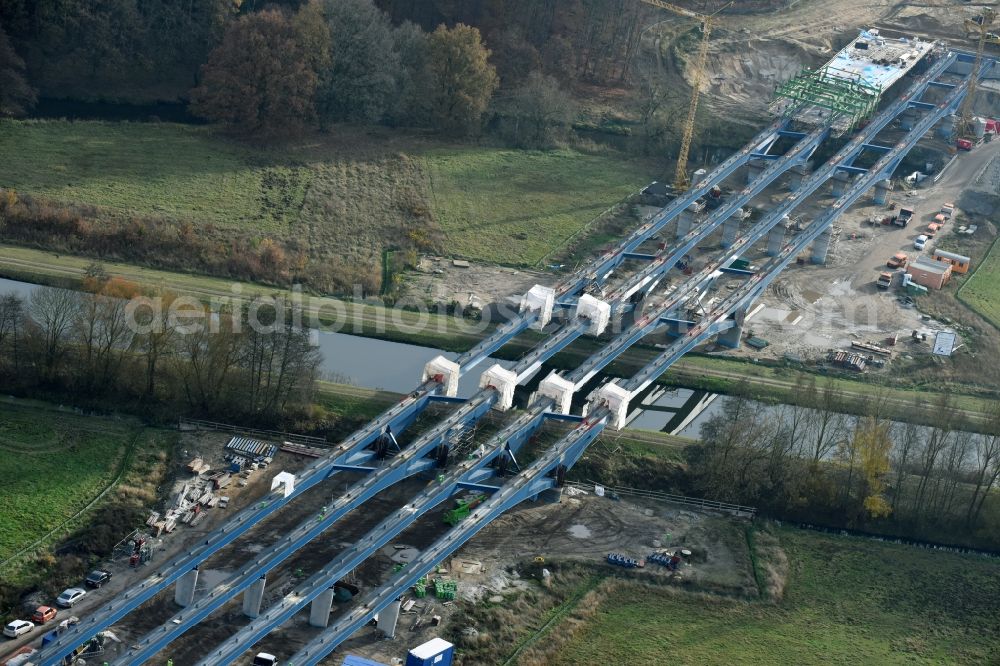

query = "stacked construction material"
[225, 436, 277, 461]
[606, 552, 640, 568]
[433, 578, 457, 600]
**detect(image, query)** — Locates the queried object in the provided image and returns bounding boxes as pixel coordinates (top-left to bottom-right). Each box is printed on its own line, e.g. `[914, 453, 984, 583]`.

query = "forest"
[0, 0, 678, 144]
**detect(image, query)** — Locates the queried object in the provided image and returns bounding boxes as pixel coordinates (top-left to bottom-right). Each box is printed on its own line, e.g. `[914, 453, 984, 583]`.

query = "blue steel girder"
[284, 413, 611, 666]
[836, 164, 869, 175]
[623, 252, 657, 261]
[777, 130, 808, 139]
[750, 153, 780, 160]
[557, 119, 791, 295]
[622, 317, 735, 396]
[862, 142, 893, 153]
[928, 80, 956, 89]
[907, 100, 935, 111]
[428, 395, 468, 404]
[454, 310, 537, 372]
[719, 267, 755, 276]
[456, 481, 503, 493]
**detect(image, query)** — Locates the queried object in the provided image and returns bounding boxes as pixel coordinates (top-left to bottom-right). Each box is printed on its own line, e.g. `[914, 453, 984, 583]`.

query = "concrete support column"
[873, 179, 892, 205]
[174, 568, 199, 608]
[811, 229, 833, 264]
[717, 322, 743, 349]
[766, 224, 785, 257]
[937, 113, 957, 141]
[746, 157, 766, 185]
[309, 587, 336, 628]
[377, 599, 402, 638]
[721, 214, 740, 248]
[242, 576, 267, 618]
[831, 171, 851, 198]
[675, 210, 693, 240]
[789, 163, 810, 191]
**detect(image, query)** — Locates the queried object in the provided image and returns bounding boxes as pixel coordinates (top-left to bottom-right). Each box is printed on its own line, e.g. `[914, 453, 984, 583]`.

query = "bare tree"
[29, 287, 81, 380]
[967, 401, 1000, 526]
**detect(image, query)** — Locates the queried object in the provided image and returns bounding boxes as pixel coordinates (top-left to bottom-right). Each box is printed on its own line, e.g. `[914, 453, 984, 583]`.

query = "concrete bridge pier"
[766, 224, 785, 257]
[789, 162, 810, 191]
[873, 179, 892, 206]
[174, 568, 199, 607]
[831, 171, 851, 198]
[309, 587, 337, 627]
[721, 213, 741, 248]
[242, 576, 267, 618]
[377, 599, 402, 638]
[811, 228, 833, 264]
[717, 310, 746, 349]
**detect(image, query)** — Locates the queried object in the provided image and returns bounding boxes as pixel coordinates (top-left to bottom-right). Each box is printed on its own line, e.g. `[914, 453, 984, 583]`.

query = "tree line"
[0, 0, 590, 147]
[0, 273, 321, 425]
[687, 378, 1000, 549]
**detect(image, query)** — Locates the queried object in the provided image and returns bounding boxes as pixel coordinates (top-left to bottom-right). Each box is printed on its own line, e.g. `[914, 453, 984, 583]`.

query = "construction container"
[406, 638, 455, 666]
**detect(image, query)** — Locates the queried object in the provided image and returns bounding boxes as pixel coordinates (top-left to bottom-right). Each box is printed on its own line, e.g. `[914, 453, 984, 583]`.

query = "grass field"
[0, 401, 142, 564]
[0, 120, 654, 274]
[958, 237, 1000, 329]
[0, 121, 310, 230]
[550, 528, 1000, 665]
[424, 147, 651, 265]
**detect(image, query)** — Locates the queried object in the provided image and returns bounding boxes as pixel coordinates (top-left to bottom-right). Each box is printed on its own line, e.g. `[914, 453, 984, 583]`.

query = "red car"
[30, 605, 57, 624]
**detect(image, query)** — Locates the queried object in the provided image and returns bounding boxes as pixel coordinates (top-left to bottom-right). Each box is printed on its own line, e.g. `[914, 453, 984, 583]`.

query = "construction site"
[5, 2, 1000, 666]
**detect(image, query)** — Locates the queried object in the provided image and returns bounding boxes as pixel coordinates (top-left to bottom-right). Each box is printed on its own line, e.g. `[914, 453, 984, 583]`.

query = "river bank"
[1, 243, 997, 429]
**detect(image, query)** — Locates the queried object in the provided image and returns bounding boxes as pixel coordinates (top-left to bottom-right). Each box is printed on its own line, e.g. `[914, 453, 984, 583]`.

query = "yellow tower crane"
[640, 0, 729, 190]
[957, 7, 996, 140]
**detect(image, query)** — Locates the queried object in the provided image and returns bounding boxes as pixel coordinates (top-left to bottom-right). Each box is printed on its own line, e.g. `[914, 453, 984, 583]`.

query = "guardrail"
[568, 480, 757, 516]
[178, 418, 327, 446]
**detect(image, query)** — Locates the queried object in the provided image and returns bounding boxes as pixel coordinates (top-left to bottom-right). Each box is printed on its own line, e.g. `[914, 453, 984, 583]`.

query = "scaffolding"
[772, 66, 882, 132]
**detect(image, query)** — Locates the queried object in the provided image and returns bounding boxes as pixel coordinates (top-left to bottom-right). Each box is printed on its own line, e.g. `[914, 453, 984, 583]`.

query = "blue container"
[405, 638, 455, 666]
[343, 656, 389, 666]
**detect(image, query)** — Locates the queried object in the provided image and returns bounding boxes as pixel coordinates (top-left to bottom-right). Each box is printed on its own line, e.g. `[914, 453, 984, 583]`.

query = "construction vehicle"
[894, 207, 913, 227]
[443, 493, 487, 526]
[640, 0, 731, 189]
[887, 252, 908, 269]
[876, 271, 893, 290]
[957, 8, 996, 142]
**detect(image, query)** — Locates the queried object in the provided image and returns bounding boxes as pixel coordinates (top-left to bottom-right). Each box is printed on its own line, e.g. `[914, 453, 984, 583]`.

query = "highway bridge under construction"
[33, 47, 996, 666]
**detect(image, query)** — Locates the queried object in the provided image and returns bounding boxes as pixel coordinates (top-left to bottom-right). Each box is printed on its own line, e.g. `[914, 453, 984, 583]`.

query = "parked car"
[30, 606, 57, 624]
[253, 654, 278, 666]
[55, 588, 86, 608]
[3, 620, 34, 638]
[914, 234, 929, 250]
[85, 570, 113, 588]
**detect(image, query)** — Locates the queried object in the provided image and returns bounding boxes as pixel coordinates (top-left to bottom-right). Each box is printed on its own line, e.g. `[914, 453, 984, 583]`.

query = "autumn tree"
[190, 7, 328, 136]
[318, 0, 398, 123]
[853, 416, 894, 518]
[424, 23, 499, 133]
[0, 22, 35, 116]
